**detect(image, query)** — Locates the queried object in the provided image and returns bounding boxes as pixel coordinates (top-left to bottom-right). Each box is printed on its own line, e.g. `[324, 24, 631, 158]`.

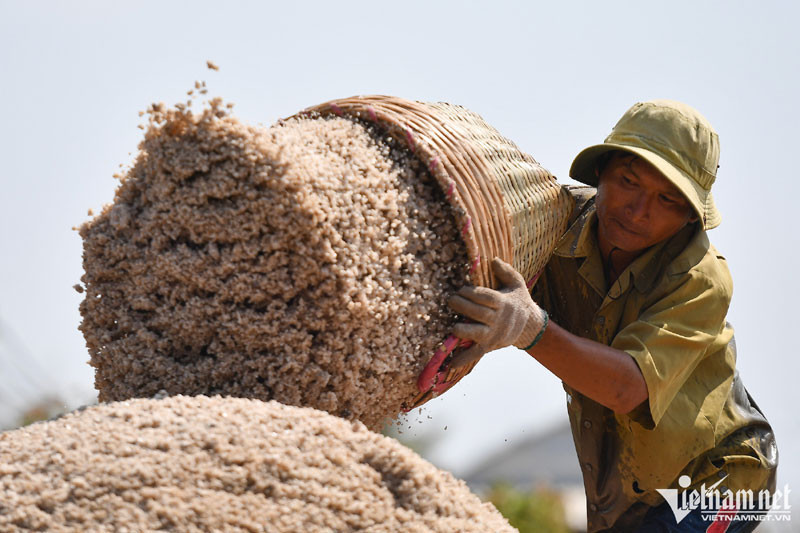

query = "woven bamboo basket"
[293, 96, 573, 407]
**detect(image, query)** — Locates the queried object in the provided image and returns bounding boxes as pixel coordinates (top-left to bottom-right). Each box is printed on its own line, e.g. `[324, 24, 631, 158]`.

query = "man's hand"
[448, 258, 547, 368]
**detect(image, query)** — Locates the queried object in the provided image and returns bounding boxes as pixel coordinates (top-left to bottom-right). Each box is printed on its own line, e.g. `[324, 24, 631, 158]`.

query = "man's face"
[595, 153, 697, 255]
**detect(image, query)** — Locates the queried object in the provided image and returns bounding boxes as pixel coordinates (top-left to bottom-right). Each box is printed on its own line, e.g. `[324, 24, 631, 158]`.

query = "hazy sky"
[1, 0, 798, 503]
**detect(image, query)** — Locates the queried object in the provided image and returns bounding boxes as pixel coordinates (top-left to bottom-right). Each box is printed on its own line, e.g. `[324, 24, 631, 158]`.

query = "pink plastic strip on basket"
[526, 268, 545, 290]
[461, 217, 471, 236]
[417, 335, 475, 396]
[469, 257, 480, 274]
[405, 127, 416, 152]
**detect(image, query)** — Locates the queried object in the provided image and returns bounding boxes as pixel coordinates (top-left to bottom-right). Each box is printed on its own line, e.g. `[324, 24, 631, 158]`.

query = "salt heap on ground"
[79, 99, 467, 430]
[0, 396, 515, 532]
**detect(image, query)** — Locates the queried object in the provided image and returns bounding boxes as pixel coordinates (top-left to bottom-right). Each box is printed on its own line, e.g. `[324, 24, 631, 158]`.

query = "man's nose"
[625, 193, 651, 222]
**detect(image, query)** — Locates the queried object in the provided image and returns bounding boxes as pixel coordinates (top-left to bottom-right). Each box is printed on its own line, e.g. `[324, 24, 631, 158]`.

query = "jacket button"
[584, 463, 593, 472]
[583, 420, 592, 429]
[590, 503, 598, 512]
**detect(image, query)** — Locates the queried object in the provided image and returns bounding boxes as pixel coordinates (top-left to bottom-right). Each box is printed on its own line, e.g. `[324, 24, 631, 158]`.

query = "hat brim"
[569, 143, 721, 230]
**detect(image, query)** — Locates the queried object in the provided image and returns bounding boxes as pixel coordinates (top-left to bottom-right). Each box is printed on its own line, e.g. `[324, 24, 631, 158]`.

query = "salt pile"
[0, 396, 514, 532]
[78, 99, 467, 430]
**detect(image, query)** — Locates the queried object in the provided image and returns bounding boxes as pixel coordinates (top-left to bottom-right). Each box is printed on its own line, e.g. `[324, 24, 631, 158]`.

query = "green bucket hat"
[570, 99, 721, 230]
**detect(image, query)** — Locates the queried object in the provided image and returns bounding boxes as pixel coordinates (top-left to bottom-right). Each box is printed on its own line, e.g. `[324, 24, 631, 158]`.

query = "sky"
[1, 0, 798, 512]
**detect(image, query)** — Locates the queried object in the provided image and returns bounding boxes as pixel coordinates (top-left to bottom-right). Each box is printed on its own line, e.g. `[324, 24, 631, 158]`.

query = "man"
[447, 100, 777, 531]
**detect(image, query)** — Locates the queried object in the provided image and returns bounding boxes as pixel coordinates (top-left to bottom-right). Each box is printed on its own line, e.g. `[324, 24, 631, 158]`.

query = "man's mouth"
[612, 217, 645, 237]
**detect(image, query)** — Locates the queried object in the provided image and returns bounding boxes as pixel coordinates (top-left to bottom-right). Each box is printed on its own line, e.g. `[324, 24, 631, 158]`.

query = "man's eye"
[621, 175, 636, 186]
[660, 195, 677, 205]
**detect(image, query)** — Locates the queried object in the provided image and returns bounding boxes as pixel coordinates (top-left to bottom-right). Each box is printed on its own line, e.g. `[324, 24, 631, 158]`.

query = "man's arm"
[525, 320, 648, 414]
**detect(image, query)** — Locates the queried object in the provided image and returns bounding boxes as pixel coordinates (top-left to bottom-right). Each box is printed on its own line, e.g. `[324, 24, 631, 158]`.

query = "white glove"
[448, 258, 548, 368]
